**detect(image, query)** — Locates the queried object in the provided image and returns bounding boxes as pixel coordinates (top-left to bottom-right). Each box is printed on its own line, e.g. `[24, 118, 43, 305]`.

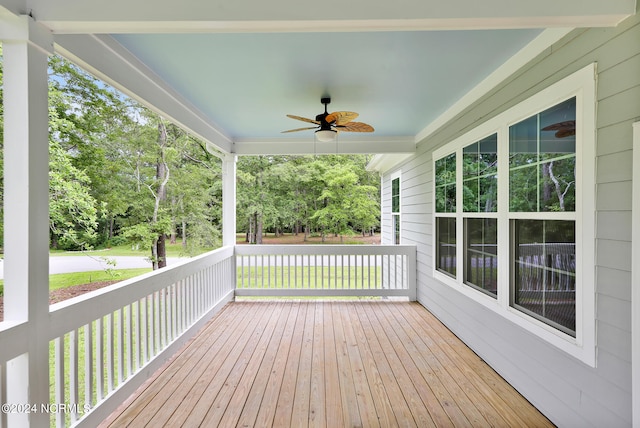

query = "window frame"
[432, 63, 596, 366]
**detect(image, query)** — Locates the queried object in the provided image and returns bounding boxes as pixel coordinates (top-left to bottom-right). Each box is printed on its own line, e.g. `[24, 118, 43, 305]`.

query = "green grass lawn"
[49, 269, 152, 291]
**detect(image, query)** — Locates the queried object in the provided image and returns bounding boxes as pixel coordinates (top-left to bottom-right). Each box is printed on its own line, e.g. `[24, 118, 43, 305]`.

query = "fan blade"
[281, 126, 318, 133]
[542, 120, 575, 138]
[286, 114, 320, 125]
[335, 122, 374, 132]
[326, 111, 359, 125]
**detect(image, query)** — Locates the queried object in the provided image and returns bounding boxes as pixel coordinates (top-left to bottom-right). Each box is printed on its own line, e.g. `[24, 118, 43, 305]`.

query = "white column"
[222, 154, 237, 247]
[2, 14, 53, 427]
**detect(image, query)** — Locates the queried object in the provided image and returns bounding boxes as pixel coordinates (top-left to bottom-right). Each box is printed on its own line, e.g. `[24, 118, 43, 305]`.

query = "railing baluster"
[402, 255, 406, 289]
[386, 254, 392, 288]
[374, 254, 378, 289]
[54, 336, 65, 428]
[96, 316, 104, 401]
[141, 298, 148, 365]
[160, 288, 166, 348]
[171, 284, 177, 342]
[84, 323, 93, 408]
[117, 309, 124, 385]
[69, 329, 79, 424]
[126, 304, 133, 378]
[147, 294, 154, 358]
[176, 280, 183, 336]
[188, 277, 193, 325]
[107, 313, 114, 393]
[341, 254, 345, 289]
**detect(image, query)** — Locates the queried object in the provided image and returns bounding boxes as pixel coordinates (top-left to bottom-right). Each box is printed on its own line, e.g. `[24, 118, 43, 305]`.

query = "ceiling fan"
[282, 97, 374, 142]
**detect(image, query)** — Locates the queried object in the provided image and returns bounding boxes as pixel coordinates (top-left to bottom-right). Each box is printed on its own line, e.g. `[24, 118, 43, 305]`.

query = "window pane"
[436, 217, 456, 277]
[393, 214, 400, 245]
[463, 134, 497, 212]
[435, 153, 456, 213]
[465, 218, 497, 297]
[509, 98, 576, 213]
[512, 220, 576, 336]
[391, 177, 400, 213]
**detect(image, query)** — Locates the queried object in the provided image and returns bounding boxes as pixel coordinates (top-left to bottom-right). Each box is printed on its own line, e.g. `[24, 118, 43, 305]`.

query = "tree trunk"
[256, 213, 263, 244]
[170, 199, 177, 245]
[156, 235, 167, 269]
[109, 217, 115, 240]
[152, 122, 170, 270]
[182, 220, 187, 249]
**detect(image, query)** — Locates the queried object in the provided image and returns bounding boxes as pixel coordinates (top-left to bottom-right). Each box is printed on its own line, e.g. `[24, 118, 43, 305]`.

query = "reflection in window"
[393, 215, 400, 245]
[512, 219, 576, 336]
[463, 134, 497, 212]
[436, 218, 456, 277]
[465, 218, 497, 297]
[435, 153, 456, 213]
[509, 98, 576, 212]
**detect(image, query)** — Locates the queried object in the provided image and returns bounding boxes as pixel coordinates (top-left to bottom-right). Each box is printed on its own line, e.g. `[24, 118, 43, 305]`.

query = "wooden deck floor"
[101, 301, 553, 427]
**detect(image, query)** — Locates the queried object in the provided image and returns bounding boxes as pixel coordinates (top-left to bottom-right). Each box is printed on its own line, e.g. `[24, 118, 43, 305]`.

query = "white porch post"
[222, 154, 237, 247]
[2, 15, 53, 427]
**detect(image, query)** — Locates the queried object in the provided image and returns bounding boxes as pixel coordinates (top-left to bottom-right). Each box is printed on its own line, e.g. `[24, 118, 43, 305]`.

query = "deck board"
[101, 301, 554, 428]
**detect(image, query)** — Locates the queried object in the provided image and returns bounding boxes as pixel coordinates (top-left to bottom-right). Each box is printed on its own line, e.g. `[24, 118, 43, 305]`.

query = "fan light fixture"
[315, 129, 337, 142]
[282, 97, 374, 141]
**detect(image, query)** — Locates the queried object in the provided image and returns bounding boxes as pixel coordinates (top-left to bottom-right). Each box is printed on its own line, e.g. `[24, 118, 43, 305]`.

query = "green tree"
[312, 162, 378, 242]
[236, 155, 380, 243]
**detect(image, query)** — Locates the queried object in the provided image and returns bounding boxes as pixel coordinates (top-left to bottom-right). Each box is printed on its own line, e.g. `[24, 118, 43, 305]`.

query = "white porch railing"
[0, 243, 416, 427]
[0, 246, 235, 428]
[235, 244, 417, 300]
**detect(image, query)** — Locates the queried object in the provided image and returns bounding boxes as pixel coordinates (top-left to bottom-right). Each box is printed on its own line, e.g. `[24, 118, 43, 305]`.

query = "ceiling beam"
[18, 0, 637, 34]
[55, 34, 233, 154]
[233, 137, 416, 156]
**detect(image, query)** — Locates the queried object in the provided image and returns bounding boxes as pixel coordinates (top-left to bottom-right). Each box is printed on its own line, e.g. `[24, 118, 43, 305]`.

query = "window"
[391, 174, 401, 244]
[435, 154, 456, 275]
[431, 64, 596, 365]
[509, 97, 577, 336]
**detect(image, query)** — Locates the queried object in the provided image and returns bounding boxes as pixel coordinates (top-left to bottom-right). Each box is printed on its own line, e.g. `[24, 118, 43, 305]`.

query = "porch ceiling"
[1, 0, 636, 155]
